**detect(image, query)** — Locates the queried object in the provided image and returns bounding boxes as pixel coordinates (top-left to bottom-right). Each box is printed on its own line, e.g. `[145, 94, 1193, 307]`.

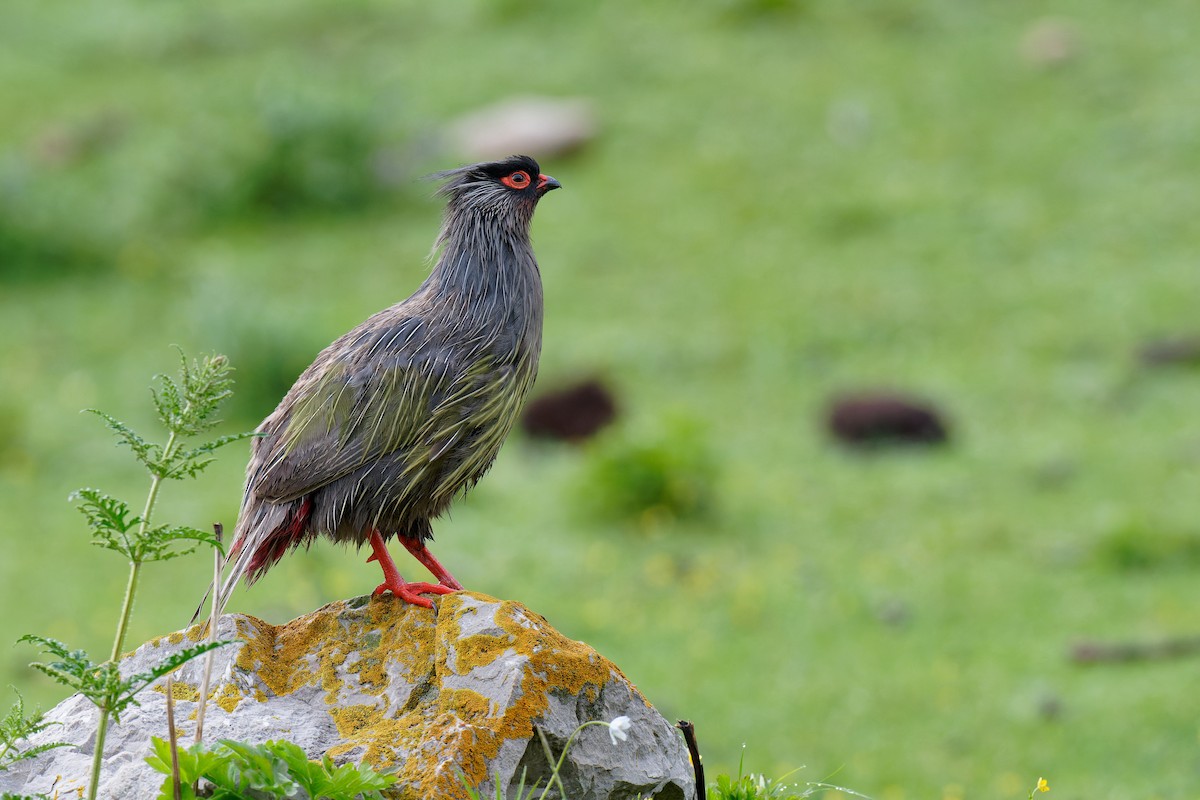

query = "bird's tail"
[214, 538, 258, 619]
[190, 499, 310, 627]
[189, 586, 212, 628]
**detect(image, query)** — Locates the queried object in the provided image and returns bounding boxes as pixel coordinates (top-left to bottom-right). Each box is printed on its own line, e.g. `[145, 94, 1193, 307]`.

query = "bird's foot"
[372, 579, 455, 608]
[367, 530, 459, 606]
[400, 537, 465, 591]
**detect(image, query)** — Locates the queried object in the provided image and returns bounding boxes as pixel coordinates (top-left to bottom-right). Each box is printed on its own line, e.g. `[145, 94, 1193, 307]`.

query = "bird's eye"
[501, 171, 531, 190]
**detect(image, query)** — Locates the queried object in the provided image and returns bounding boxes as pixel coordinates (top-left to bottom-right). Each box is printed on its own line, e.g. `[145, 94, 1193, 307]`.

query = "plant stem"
[88, 430, 178, 800]
[108, 559, 144, 664]
[195, 524, 222, 747]
[87, 720, 108, 800]
[110, 428, 178, 660]
[88, 558, 143, 800]
[165, 675, 182, 800]
[536, 721, 606, 800]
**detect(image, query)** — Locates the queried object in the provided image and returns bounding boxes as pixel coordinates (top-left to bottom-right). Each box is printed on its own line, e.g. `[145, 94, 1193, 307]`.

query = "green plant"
[1093, 519, 1200, 572]
[710, 771, 805, 800]
[0, 154, 114, 284]
[145, 737, 396, 800]
[0, 689, 68, 773]
[17, 351, 251, 800]
[162, 90, 403, 226]
[18, 636, 223, 728]
[708, 750, 865, 800]
[577, 417, 718, 526]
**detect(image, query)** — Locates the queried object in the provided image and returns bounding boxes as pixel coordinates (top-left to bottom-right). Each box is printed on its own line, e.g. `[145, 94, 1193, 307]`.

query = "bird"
[213, 155, 560, 612]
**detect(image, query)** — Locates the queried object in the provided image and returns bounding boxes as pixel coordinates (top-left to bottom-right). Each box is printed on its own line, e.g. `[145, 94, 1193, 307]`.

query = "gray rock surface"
[0, 592, 693, 800]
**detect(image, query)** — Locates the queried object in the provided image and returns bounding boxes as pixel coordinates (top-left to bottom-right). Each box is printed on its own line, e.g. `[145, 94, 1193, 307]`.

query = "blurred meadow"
[3, 1, 1200, 797]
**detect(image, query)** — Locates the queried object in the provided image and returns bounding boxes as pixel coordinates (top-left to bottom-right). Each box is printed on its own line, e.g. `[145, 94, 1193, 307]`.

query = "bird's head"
[434, 155, 561, 232]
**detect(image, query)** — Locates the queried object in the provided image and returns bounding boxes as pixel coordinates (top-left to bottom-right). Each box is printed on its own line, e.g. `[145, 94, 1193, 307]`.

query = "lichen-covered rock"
[1, 592, 693, 800]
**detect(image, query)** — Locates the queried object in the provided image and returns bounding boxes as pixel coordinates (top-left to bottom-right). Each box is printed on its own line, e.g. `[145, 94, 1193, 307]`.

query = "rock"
[826, 391, 950, 447]
[1, 593, 693, 800]
[521, 378, 619, 443]
[1020, 18, 1080, 68]
[448, 96, 597, 161]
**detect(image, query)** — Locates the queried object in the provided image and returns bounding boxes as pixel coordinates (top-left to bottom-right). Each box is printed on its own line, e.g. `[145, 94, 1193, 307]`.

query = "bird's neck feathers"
[425, 200, 543, 321]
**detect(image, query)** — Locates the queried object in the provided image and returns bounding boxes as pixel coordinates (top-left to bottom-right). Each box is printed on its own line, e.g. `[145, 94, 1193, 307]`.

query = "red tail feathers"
[245, 498, 313, 582]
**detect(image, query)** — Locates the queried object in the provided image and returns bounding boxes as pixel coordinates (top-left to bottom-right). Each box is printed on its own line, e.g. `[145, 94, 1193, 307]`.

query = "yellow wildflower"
[1036, 777, 1050, 793]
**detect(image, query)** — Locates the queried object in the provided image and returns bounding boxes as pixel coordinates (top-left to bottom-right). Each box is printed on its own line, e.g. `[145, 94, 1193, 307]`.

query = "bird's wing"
[250, 315, 468, 504]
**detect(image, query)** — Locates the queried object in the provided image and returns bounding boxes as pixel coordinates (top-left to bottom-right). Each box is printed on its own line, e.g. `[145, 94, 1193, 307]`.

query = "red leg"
[366, 530, 453, 608]
[400, 537, 465, 591]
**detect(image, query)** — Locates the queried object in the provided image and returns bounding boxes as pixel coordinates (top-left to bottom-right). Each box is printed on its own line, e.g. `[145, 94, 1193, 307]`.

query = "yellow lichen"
[184, 592, 634, 800]
[442, 688, 490, 719]
[330, 703, 381, 738]
[214, 682, 243, 713]
[152, 681, 199, 702]
[417, 596, 620, 798]
[182, 621, 210, 642]
[325, 593, 626, 799]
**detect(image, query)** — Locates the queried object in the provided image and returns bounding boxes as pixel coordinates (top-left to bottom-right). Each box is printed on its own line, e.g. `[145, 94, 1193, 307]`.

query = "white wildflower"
[607, 715, 632, 746]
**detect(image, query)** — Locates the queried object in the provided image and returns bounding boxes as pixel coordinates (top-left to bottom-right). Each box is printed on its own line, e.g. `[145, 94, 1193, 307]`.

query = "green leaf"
[147, 737, 227, 800]
[134, 524, 223, 562]
[161, 432, 257, 481]
[86, 409, 161, 468]
[20, 636, 232, 723]
[147, 737, 396, 799]
[124, 641, 232, 695]
[82, 511, 220, 563]
[150, 372, 185, 435]
[113, 641, 233, 722]
[152, 351, 236, 438]
[72, 488, 139, 535]
[216, 738, 298, 794]
[263, 739, 321, 796]
[18, 636, 128, 721]
[72, 488, 141, 558]
[17, 635, 94, 690]
[145, 735, 174, 773]
[0, 689, 70, 772]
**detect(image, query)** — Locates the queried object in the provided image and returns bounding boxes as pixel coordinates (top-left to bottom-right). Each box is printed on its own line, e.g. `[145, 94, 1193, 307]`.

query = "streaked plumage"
[216, 155, 560, 610]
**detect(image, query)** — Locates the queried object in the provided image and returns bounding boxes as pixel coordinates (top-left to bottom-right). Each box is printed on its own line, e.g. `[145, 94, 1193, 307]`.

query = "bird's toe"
[374, 580, 455, 608]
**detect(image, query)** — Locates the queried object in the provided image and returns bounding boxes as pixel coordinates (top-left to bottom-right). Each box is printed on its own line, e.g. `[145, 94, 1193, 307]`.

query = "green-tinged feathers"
[220, 155, 557, 599]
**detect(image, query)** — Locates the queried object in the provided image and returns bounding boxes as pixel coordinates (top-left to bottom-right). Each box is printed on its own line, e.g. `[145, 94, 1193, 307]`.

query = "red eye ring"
[501, 171, 531, 190]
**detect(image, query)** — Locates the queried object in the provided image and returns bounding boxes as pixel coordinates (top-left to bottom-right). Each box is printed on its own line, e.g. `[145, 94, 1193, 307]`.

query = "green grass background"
[3, 1, 1200, 798]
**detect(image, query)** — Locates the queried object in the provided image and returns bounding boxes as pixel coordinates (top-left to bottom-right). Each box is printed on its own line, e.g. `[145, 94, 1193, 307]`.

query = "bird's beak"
[536, 174, 562, 194]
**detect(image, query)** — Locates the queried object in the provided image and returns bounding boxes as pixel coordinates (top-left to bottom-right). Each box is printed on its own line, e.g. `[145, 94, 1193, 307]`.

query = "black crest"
[433, 155, 542, 198]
